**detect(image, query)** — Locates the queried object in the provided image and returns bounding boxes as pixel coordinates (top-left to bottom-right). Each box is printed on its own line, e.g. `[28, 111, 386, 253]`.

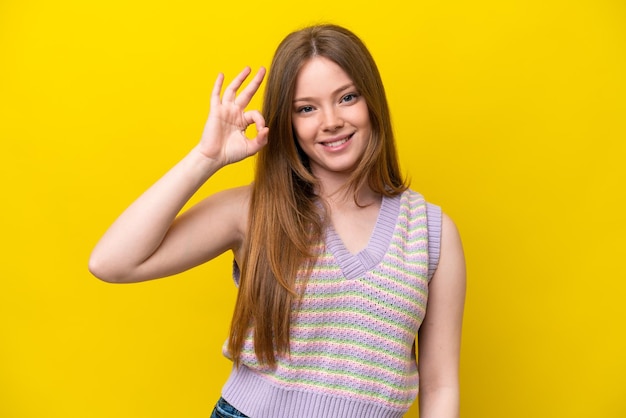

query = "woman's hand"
[197, 66, 269, 166]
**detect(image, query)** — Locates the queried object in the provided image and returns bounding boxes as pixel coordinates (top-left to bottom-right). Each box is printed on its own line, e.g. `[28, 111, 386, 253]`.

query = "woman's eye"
[297, 105, 314, 113]
[341, 93, 358, 103]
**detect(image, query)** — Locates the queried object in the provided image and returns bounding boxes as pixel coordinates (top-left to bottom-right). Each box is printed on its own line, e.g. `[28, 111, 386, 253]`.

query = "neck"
[317, 180, 380, 209]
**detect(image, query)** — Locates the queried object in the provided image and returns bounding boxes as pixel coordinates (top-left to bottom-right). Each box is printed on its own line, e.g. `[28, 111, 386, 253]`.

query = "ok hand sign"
[197, 67, 269, 166]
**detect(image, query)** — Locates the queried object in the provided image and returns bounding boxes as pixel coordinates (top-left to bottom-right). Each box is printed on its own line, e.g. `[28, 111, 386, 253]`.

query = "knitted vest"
[222, 189, 441, 418]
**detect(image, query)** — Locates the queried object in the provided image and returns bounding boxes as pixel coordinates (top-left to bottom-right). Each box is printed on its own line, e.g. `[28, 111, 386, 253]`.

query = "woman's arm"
[88, 67, 268, 283]
[418, 212, 466, 418]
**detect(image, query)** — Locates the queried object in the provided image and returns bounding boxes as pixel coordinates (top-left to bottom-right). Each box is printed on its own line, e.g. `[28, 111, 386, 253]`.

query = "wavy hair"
[228, 24, 408, 367]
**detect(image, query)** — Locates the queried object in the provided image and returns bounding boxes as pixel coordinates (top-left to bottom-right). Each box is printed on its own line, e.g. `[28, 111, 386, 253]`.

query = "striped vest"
[222, 189, 441, 418]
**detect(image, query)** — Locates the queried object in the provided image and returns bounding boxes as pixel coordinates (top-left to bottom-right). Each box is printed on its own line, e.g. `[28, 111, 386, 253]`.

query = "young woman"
[89, 24, 466, 418]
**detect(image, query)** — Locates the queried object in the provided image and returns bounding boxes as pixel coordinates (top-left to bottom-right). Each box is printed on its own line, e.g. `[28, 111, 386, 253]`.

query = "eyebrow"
[293, 83, 356, 103]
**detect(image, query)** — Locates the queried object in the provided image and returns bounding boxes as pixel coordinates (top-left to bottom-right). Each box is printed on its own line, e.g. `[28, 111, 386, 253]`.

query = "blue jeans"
[210, 397, 249, 418]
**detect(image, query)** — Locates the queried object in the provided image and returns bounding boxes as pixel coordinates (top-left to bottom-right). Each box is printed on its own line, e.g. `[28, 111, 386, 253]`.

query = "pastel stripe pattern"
[222, 190, 441, 418]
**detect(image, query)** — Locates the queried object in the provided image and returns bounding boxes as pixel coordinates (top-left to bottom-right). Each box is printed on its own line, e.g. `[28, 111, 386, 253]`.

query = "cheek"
[292, 119, 317, 142]
[356, 104, 372, 127]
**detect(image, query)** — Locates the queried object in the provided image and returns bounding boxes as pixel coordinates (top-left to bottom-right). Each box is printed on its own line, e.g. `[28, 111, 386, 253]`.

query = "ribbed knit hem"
[221, 365, 408, 418]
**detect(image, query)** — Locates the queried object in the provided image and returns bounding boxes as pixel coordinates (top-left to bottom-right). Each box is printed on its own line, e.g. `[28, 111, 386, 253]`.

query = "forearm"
[419, 385, 460, 418]
[88, 148, 221, 281]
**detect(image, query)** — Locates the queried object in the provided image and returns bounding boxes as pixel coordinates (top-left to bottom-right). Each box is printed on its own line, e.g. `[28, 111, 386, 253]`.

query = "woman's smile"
[319, 133, 354, 148]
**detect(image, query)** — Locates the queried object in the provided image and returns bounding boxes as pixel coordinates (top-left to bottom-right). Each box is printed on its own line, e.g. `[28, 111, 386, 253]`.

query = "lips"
[320, 133, 354, 148]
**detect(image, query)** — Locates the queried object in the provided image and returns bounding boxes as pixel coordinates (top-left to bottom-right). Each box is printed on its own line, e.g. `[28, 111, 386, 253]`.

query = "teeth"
[324, 137, 349, 147]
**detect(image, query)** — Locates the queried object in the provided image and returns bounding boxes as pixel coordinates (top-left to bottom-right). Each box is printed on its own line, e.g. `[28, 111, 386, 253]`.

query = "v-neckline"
[324, 193, 402, 280]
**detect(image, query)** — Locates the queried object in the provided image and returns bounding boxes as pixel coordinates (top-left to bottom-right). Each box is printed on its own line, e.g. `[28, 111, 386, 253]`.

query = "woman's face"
[291, 56, 372, 181]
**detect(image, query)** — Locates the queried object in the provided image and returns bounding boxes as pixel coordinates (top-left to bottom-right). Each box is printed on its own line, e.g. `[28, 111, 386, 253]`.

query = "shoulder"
[214, 184, 253, 206]
[441, 212, 462, 249]
[193, 184, 252, 215]
[220, 185, 253, 251]
[441, 212, 459, 236]
[183, 184, 252, 249]
[435, 212, 465, 284]
[199, 184, 252, 226]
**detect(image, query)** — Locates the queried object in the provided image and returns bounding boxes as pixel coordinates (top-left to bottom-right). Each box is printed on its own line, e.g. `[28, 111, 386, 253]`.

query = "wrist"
[187, 146, 225, 176]
[173, 147, 224, 189]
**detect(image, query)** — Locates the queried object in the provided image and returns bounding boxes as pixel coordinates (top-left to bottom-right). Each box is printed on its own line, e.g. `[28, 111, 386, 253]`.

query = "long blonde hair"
[228, 24, 407, 367]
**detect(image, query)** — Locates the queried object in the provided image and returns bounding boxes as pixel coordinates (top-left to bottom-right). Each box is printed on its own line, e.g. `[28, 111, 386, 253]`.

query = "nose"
[321, 107, 344, 131]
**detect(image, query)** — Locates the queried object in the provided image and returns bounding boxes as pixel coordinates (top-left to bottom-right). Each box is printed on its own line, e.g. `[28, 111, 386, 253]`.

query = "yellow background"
[1, 0, 625, 417]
